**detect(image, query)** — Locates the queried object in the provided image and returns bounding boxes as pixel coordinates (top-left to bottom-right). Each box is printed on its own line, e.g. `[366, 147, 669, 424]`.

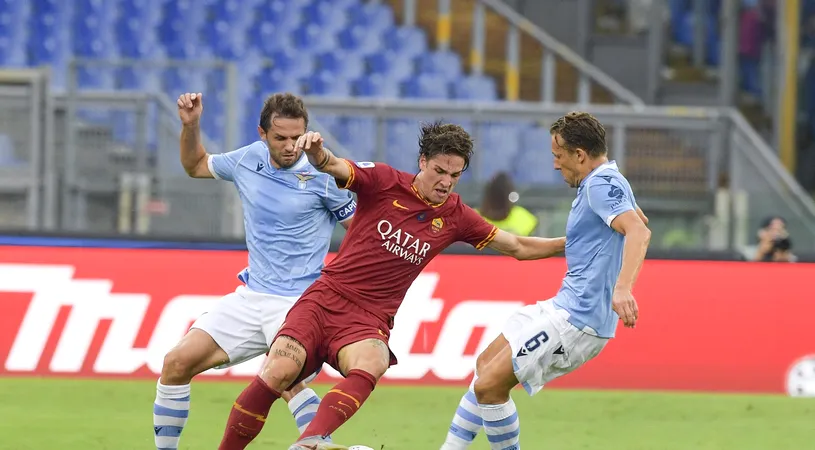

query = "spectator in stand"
[476, 172, 538, 237]
[754, 216, 797, 262]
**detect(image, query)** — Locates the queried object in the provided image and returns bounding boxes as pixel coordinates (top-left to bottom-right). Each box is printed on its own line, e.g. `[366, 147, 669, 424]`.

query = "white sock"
[153, 380, 191, 450]
[479, 398, 520, 450]
[287, 388, 325, 437]
[441, 373, 482, 449]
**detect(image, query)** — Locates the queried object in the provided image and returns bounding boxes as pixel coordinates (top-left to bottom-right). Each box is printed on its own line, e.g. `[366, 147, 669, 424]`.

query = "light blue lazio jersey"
[207, 141, 356, 297]
[554, 161, 636, 338]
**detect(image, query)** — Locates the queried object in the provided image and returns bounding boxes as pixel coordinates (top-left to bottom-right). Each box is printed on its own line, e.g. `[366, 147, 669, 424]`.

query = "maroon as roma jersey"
[319, 160, 498, 322]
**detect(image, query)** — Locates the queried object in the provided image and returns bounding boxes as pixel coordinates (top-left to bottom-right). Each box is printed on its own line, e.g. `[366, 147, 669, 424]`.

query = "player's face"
[258, 116, 306, 169]
[418, 154, 465, 204]
[551, 134, 585, 188]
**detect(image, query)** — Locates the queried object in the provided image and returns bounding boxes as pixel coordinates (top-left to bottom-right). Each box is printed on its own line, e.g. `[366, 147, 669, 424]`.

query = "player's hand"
[612, 287, 638, 328]
[177, 92, 203, 126]
[296, 131, 326, 161]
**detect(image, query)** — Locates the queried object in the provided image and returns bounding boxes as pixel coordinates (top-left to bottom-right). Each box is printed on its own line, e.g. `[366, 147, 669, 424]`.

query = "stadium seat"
[9, 0, 516, 182]
[512, 127, 559, 185]
[452, 74, 498, 101]
[416, 50, 463, 81]
[403, 74, 450, 99]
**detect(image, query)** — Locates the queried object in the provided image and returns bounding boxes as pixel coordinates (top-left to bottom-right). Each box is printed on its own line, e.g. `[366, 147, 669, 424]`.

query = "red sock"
[218, 376, 281, 450]
[299, 369, 377, 440]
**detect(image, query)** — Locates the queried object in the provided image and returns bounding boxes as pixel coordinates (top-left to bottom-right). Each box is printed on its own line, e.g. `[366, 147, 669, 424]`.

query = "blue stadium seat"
[383, 26, 428, 58]
[512, 127, 559, 185]
[347, 2, 394, 33]
[337, 25, 384, 56]
[303, 0, 349, 34]
[254, 67, 304, 96]
[368, 51, 415, 83]
[354, 74, 402, 99]
[453, 74, 498, 101]
[319, 50, 366, 81]
[471, 122, 523, 180]
[416, 50, 463, 81]
[403, 74, 450, 99]
[386, 119, 422, 171]
[292, 24, 338, 54]
[338, 117, 377, 162]
[305, 71, 353, 98]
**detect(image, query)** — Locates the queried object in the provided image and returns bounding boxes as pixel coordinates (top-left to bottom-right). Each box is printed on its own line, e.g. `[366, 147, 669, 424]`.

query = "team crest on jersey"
[431, 217, 444, 233]
[294, 172, 315, 189]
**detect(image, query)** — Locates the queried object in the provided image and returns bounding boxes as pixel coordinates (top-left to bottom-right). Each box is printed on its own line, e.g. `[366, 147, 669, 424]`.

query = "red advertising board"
[0, 245, 813, 395]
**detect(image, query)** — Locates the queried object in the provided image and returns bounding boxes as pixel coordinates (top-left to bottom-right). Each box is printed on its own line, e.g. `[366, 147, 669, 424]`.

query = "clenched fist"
[177, 92, 203, 126]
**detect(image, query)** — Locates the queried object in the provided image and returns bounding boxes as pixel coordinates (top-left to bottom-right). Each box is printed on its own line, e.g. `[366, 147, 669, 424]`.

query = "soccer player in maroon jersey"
[217, 122, 567, 450]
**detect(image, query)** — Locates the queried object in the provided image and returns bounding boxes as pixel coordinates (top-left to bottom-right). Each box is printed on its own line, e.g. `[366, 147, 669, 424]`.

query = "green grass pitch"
[1, 377, 813, 449]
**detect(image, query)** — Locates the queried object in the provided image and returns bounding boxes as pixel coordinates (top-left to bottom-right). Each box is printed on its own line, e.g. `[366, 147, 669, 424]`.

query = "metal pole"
[506, 25, 520, 101]
[63, 59, 79, 230]
[404, 0, 416, 27]
[719, 0, 738, 106]
[692, 0, 707, 67]
[42, 67, 57, 230]
[471, 1, 485, 75]
[27, 68, 43, 229]
[645, 0, 664, 104]
[575, 0, 591, 57]
[437, 0, 452, 51]
[777, 0, 800, 173]
[541, 51, 555, 104]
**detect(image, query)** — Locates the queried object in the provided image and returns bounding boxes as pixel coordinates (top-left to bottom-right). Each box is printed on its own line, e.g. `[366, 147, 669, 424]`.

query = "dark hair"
[549, 111, 607, 158]
[760, 215, 786, 229]
[418, 120, 474, 170]
[480, 172, 514, 221]
[259, 93, 309, 132]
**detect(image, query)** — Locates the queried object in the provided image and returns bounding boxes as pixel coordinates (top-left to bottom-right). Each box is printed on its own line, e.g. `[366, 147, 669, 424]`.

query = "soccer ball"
[786, 355, 815, 397]
[348, 447, 375, 450]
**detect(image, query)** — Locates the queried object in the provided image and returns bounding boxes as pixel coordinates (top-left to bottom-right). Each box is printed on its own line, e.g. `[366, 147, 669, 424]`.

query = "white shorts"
[503, 299, 608, 396]
[191, 285, 298, 370]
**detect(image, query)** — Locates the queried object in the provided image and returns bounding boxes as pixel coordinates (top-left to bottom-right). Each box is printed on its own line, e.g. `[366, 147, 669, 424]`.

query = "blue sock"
[442, 388, 483, 448]
[153, 381, 190, 450]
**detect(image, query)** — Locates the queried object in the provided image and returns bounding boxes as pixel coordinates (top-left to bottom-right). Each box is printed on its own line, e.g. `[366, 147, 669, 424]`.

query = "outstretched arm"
[486, 230, 566, 260]
[297, 131, 351, 186]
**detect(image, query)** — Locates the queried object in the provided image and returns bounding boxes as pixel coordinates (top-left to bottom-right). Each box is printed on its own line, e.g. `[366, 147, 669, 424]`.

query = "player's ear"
[418, 154, 427, 171]
[257, 126, 265, 140]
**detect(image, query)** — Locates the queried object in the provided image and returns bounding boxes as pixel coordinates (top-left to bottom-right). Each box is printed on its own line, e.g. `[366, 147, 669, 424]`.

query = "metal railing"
[479, 0, 644, 106]
[2, 63, 814, 252]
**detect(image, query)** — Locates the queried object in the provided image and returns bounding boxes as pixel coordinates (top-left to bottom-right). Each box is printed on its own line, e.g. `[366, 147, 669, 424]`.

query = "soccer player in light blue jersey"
[441, 112, 651, 450]
[152, 92, 356, 450]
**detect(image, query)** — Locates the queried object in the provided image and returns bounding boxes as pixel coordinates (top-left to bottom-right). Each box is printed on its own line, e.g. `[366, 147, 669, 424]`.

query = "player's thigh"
[336, 338, 391, 379]
[472, 339, 520, 404]
[476, 333, 511, 375]
[264, 294, 328, 391]
[189, 288, 268, 369]
[162, 328, 229, 381]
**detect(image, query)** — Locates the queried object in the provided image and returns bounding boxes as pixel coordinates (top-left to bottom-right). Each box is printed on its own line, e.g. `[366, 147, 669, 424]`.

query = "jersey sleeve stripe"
[206, 155, 221, 180]
[339, 159, 356, 189]
[475, 226, 499, 250]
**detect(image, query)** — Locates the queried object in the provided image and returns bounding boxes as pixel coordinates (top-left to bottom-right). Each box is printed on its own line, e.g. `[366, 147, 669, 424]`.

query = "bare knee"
[259, 336, 307, 392]
[338, 339, 390, 380]
[161, 349, 196, 385]
[473, 375, 512, 405]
